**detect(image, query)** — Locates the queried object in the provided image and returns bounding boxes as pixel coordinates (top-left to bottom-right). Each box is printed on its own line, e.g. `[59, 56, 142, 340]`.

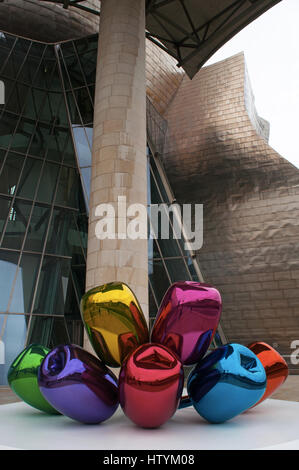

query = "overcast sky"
[205, 0, 299, 168]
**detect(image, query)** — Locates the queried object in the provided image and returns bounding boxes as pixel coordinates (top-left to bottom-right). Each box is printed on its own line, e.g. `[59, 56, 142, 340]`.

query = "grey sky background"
[206, 0, 299, 168]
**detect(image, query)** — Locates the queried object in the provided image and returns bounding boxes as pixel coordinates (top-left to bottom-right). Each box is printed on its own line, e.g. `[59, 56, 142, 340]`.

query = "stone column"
[84, 0, 148, 351]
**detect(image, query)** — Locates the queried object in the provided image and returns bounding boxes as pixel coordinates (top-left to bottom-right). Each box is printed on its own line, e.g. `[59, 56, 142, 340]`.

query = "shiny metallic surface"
[119, 343, 184, 428]
[7, 344, 59, 414]
[187, 343, 267, 423]
[151, 281, 222, 365]
[38, 344, 119, 424]
[248, 341, 289, 406]
[80, 282, 149, 368]
[162, 53, 299, 358]
[0, 0, 99, 42]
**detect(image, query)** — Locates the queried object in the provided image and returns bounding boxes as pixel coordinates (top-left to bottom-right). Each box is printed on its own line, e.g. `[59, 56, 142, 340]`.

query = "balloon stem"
[179, 395, 192, 409]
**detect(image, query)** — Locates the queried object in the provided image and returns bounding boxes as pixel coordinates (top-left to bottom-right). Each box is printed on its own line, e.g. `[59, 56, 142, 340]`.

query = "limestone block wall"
[163, 53, 299, 360]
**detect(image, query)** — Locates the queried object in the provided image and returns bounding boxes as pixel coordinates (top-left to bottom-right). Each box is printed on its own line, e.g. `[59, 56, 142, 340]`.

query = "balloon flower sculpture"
[7, 281, 288, 427]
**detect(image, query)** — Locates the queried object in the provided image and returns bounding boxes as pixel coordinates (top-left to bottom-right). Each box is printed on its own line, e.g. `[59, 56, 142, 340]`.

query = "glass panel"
[0, 33, 17, 55]
[36, 162, 59, 204]
[60, 133, 75, 165]
[1, 46, 27, 79]
[28, 122, 51, 158]
[0, 111, 18, 149]
[27, 315, 70, 349]
[74, 212, 88, 257]
[0, 152, 23, 195]
[34, 58, 58, 91]
[55, 166, 79, 208]
[164, 257, 191, 283]
[0, 314, 28, 385]
[45, 128, 69, 163]
[72, 127, 92, 167]
[10, 118, 36, 154]
[148, 259, 170, 306]
[0, 250, 20, 312]
[32, 256, 72, 315]
[80, 167, 91, 200]
[186, 257, 199, 281]
[149, 280, 159, 320]
[73, 88, 93, 124]
[24, 203, 51, 252]
[46, 207, 82, 257]
[149, 159, 170, 204]
[63, 53, 86, 89]
[2, 199, 32, 250]
[0, 148, 6, 170]
[16, 157, 43, 199]
[9, 253, 41, 313]
[0, 197, 12, 238]
[22, 88, 38, 120]
[66, 91, 80, 124]
[26, 316, 54, 347]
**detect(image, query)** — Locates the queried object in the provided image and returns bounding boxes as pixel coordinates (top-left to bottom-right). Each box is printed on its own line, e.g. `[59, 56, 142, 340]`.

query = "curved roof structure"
[146, 0, 282, 78]
[37, 0, 281, 77]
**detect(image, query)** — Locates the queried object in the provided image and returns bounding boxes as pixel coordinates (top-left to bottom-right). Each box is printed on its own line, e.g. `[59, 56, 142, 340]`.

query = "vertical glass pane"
[45, 127, 68, 163]
[80, 167, 91, 200]
[148, 259, 170, 306]
[46, 208, 81, 257]
[0, 152, 24, 195]
[26, 315, 54, 347]
[23, 203, 51, 252]
[61, 133, 76, 165]
[0, 111, 18, 149]
[0, 197, 12, 238]
[72, 127, 92, 167]
[9, 253, 41, 313]
[27, 315, 70, 349]
[2, 199, 32, 250]
[0, 314, 28, 385]
[55, 166, 79, 208]
[28, 122, 51, 158]
[16, 157, 43, 199]
[11, 118, 36, 154]
[164, 258, 191, 283]
[0, 148, 6, 170]
[33, 256, 71, 315]
[36, 162, 59, 204]
[0, 250, 20, 312]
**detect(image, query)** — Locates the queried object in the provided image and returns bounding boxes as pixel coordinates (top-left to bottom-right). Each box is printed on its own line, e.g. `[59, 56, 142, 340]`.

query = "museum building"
[1, 0, 298, 385]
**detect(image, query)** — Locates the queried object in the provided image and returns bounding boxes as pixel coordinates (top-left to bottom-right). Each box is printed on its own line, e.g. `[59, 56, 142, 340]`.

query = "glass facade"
[0, 33, 88, 384]
[0, 31, 224, 384]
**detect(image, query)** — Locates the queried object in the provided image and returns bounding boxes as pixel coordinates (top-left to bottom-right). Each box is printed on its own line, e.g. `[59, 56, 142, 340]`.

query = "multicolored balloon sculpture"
[7, 344, 59, 414]
[185, 343, 267, 423]
[119, 343, 184, 428]
[80, 282, 149, 367]
[7, 280, 289, 428]
[247, 341, 288, 406]
[38, 344, 119, 424]
[151, 281, 222, 365]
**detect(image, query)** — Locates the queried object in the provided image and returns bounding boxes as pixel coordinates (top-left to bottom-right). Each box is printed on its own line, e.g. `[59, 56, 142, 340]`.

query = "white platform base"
[0, 399, 298, 450]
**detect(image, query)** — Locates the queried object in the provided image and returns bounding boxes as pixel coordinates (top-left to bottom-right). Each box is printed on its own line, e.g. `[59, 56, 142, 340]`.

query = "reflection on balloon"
[119, 343, 184, 428]
[247, 341, 288, 406]
[7, 343, 59, 414]
[187, 343, 267, 423]
[38, 344, 119, 424]
[80, 282, 149, 367]
[151, 281, 222, 365]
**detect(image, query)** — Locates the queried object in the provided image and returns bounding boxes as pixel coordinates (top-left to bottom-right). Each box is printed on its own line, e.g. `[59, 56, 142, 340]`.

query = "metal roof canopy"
[39, 0, 282, 78]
